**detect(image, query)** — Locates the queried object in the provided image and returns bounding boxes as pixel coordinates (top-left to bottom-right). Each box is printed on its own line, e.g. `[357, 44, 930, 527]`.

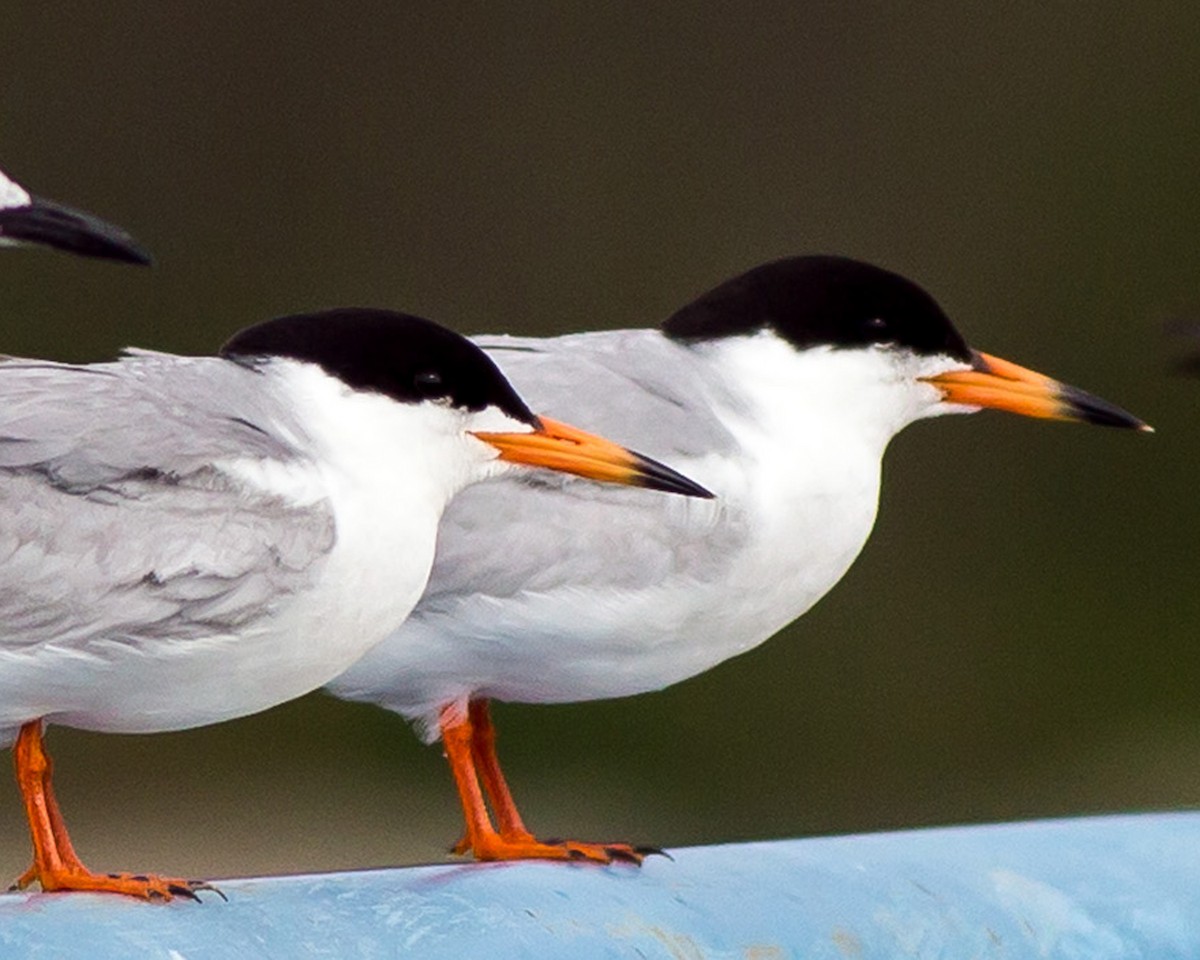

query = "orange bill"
[472, 416, 714, 498]
[922, 351, 1152, 431]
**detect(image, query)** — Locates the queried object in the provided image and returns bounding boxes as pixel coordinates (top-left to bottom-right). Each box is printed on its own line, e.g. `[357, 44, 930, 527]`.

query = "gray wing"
[0, 353, 335, 648]
[472, 329, 743, 455]
[0, 350, 297, 482]
[417, 329, 746, 605]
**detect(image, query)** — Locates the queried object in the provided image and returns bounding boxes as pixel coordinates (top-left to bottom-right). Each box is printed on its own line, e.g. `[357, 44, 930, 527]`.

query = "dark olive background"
[0, 3, 1197, 878]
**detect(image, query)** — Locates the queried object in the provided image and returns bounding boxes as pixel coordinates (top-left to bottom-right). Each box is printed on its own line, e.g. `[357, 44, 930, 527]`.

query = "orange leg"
[10, 734, 85, 889]
[448, 698, 535, 854]
[467, 699, 530, 839]
[441, 701, 657, 865]
[10, 721, 221, 901]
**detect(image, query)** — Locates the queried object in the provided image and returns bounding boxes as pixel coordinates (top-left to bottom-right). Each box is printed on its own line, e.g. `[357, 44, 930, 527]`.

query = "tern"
[330, 255, 1151, 865]
[0, 307, 709, 901]
[0, 165, 150, 263]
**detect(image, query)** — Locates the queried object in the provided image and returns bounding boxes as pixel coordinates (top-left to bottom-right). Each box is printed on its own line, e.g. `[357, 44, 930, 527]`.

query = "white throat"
[272, 361, 506, 512]
[676, 331, 965, 644]
[229, 361, 512, 668]
[701, 331, 955, 476]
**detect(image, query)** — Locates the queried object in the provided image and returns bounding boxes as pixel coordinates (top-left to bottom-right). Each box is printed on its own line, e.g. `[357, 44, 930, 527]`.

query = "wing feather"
[0, 354, 334, 648]
[417, 330, 745, 605]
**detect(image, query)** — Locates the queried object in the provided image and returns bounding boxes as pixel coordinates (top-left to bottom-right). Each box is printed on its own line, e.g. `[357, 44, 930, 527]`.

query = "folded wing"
[0, 354, 335, 651]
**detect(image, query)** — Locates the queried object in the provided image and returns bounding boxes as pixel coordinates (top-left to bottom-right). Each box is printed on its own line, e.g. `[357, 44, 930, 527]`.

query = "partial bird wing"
[472, 329, 742, 455]
[420, 329, 744, 603]
[0, 354, 335, 649]
[331, 329, 748, 726]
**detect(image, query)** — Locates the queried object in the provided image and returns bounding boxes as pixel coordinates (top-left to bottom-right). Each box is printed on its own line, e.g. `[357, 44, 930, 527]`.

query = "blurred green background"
[0, 2, 1197, 880]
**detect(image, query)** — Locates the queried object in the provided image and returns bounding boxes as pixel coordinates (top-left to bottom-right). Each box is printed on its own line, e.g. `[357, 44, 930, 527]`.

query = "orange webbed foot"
[456, 829, 666, 865]
[442, 701, 668, 869]
[9, 721, 224, 903]
[13, 865, 224, 902]
[541, 839, 669, 866]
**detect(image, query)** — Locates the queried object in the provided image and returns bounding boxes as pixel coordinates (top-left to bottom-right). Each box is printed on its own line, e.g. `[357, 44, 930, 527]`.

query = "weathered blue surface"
[1, 812, 1197, 958]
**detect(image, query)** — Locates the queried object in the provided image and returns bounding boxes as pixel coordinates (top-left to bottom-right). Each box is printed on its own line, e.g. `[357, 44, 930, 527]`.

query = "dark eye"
[414, 370, 445, 396]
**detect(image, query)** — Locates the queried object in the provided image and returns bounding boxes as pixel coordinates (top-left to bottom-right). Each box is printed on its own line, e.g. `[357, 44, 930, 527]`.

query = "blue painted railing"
[2, 812, 1197, 958]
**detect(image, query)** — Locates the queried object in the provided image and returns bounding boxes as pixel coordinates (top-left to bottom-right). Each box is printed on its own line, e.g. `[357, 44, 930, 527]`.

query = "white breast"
[5, 363, 482, 740]
[148, 364, 486, 728]
[334, 334, 912, 737]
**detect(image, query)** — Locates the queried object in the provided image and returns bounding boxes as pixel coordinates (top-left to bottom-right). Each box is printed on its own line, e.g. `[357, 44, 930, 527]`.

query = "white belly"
[0, 366, 461, 745]
[331, 335, 902, 739]
[336, 461, 880, 736]
[0, 505, 440, 744]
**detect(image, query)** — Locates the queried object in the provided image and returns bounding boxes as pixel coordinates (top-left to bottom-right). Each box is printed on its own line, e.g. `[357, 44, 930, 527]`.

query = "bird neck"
[700, 332, 915, 467]
[272, 360, 481, 517]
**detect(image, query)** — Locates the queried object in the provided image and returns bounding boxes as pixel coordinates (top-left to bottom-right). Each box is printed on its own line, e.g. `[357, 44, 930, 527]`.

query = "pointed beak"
[472, 416, 714, 498]
[0, 196, 151, 265]
[921, 351, 1152, 432]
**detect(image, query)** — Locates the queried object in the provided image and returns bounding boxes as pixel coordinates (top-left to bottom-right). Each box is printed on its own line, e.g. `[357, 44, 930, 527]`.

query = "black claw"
[634, 845, 672, 860]
[606, 847, 643, 865]
[107, 873, 120, 879]
[179, 880, 226, 902]
[542, 837, 563, 846]
[7, 883, 18, 893]
[168, 883, 201, 902]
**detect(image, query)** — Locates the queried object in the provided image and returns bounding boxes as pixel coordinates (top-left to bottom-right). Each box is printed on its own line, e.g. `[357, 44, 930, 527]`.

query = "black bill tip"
[1059, 384, 1154, 432]
[0, 196, 151, 265]
[631, 452, 715, 499]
